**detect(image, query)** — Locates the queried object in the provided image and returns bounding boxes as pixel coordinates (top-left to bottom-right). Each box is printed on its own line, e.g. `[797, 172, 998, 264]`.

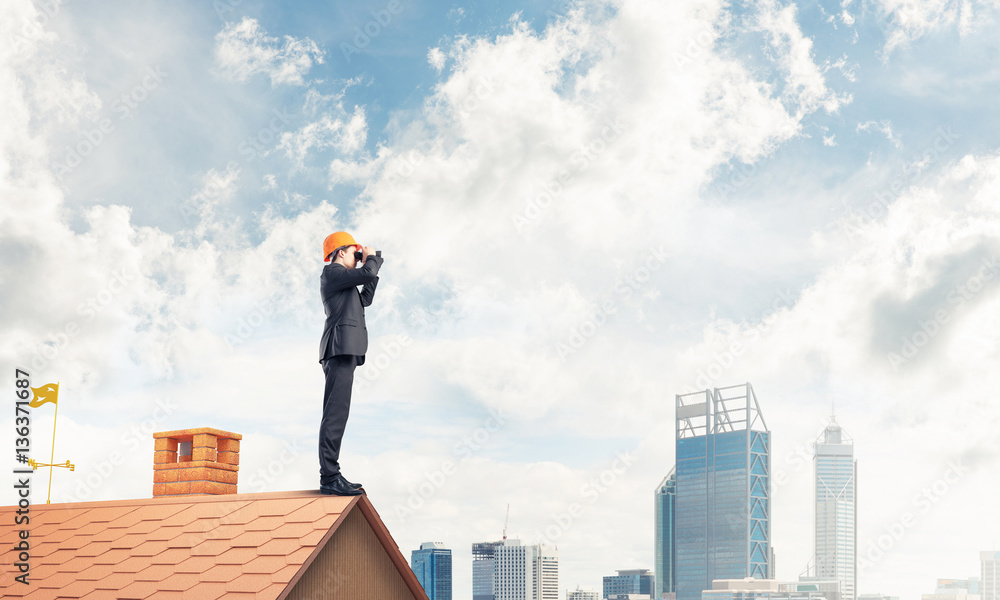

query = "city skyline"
[418, 398, 991, 599]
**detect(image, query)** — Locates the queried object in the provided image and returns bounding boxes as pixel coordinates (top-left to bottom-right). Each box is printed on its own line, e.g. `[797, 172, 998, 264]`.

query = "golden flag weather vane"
[28, 383, 74, 504]
[28, 383, 59, 408]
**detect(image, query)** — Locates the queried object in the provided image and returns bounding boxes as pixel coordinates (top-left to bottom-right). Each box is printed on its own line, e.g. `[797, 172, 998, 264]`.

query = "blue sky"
[3, 0, 1000, 598]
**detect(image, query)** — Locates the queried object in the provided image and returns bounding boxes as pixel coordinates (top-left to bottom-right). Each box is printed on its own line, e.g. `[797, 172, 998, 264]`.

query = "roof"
[0, 490, 428, 600]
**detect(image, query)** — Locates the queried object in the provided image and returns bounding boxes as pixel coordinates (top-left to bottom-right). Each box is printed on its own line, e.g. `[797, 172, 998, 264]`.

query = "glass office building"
[474, 541, 504, 600]
[604, 569, 655, 598]
[412, 542, 453, 600]
[814, 418, 856, 600]
[656, 470, 677, 598]
[675, 383, 771, 600]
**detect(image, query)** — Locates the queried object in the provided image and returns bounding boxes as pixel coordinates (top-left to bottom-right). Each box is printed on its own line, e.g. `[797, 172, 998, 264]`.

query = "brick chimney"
[153, 427, 241, 497]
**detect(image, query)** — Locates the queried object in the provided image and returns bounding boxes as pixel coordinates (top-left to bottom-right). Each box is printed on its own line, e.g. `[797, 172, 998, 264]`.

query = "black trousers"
[319, 355, 356, 484]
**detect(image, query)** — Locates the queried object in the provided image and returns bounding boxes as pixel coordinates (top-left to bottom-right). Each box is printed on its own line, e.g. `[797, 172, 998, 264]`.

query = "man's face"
[341, 245, 361, 269]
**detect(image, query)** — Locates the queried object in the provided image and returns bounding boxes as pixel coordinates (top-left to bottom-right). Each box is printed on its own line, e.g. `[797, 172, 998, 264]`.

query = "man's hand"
[362, 246, 375, 261]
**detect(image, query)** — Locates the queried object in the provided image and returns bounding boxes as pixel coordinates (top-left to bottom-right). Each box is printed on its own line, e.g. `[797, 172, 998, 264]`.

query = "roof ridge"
[0, 489, 333, 512]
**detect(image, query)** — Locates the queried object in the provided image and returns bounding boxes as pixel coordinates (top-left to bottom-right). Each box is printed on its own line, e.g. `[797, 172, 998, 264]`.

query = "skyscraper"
[411, 542, 453, 600]
[813, 417, 856, 600]
[674, 383, 771, 600]
[655, 470, 677, 598]
[493, 538, 558, 600]
[474, 541, 504, 600]
[983, 552, 1000, 600]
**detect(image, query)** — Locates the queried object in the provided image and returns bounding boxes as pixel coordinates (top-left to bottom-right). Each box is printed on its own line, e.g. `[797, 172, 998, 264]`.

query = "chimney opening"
[178, 441, 192, 462]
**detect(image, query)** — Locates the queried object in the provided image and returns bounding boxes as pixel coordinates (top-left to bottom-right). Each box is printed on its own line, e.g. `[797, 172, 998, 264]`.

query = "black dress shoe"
[338, 473, 364, 489]
[320, 477, 363, 496]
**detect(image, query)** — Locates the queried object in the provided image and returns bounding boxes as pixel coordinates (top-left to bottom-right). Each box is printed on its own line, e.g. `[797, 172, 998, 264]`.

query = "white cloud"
[428, 46, 446, 72]
[213, 17, 324, 86]
[858, 119, 901, 148]
[278, 106, 368, 168]
[876, 0, 1000, 54]
[752, 0, 850, 117]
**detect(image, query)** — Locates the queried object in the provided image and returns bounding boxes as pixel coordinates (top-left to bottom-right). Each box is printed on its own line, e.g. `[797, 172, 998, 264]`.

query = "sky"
[2, 0, 1000, 597]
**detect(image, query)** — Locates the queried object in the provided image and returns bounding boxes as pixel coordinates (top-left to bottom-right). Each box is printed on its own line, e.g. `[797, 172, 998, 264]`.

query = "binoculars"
[354, 249, 381, 261]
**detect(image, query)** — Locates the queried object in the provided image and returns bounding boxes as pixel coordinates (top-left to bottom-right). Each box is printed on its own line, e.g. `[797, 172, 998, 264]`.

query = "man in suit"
[318, 231, 384, 496]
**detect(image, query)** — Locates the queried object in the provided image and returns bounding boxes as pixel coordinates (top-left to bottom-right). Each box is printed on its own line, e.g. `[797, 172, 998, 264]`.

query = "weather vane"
[26, 383, 74, 504]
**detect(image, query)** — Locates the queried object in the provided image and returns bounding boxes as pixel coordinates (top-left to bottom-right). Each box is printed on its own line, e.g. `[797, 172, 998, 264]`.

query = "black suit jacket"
[319, 255, 383, 366]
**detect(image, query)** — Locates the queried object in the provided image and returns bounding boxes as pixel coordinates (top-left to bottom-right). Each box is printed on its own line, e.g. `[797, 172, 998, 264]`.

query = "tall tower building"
[674, 383, 771, 600]
[493, 539, 558, 600]
[983, 551, 1000, 600]
[655, 471, 677, 598]
[474, 541, 503, 600]
[813, 417, 857, 600]
[411, 542, 453, 600]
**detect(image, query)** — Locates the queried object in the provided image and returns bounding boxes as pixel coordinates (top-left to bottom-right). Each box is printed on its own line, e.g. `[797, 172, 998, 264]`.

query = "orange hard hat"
[323, 231, 358, 262]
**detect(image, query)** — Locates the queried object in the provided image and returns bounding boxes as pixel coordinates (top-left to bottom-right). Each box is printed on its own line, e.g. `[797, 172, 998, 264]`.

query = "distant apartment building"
[604, 569, 655, 599]
[857, 594, 899, 600]
[493, 538, 558, 600]
[566, 585, 600, 600]
[925, 577, 984, 600]
[675, 384, 772, 600]
[655, 471, 677, 599]
[984, 553, 1000, 600]
[703, 579, 838, 600]
[412, 542, 453, 600]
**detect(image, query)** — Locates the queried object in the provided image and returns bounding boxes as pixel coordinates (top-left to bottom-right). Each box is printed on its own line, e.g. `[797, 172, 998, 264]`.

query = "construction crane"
[502, 503, 509, 540]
